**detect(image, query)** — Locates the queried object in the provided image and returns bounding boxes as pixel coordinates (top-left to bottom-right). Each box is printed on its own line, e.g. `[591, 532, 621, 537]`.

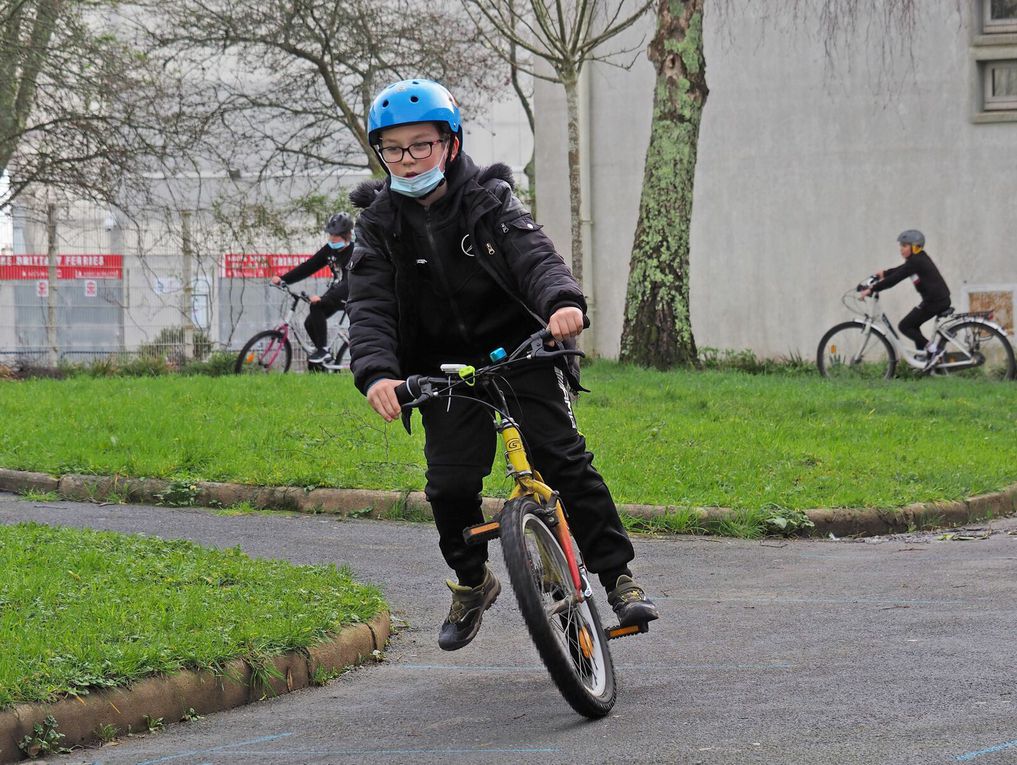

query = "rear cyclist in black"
[860, 229, 951, 365]
[272, 212, 355, 368]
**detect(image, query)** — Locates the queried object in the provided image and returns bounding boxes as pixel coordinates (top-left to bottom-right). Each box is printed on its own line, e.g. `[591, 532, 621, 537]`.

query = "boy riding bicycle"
[271, 212, 355, 369]
[346, 79, 658, 651]
[859, 229, 951, 366]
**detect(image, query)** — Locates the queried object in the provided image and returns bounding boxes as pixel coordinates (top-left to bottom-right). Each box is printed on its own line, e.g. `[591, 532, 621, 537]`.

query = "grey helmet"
[897, 229, 925, 248]
[324, 212, 354, 236]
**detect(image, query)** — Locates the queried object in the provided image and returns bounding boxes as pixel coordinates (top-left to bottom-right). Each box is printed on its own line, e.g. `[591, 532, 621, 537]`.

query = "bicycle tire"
[499, 496, 616, 718]
[234, 330, 292, 374]
[937, 320, 1016, 381]
[817, 321, 897, 380]
[332, 340, 351, 370]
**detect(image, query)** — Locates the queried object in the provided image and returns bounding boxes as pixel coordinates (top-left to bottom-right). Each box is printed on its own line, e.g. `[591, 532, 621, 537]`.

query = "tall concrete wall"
[535, 3, 1017, 359]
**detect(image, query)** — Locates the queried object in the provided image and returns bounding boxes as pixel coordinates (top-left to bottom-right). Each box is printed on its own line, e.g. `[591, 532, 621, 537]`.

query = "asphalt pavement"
[2, 492, 1015, 765]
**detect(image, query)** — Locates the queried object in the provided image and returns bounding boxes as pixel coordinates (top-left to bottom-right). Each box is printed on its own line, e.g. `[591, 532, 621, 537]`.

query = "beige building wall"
[535, 2, 1017, 359]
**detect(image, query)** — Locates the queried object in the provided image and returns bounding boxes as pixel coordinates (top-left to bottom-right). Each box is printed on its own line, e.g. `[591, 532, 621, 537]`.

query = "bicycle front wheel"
[938, 321, 1016, 381]
[817, 321, 896, 380]
[499, 497, 616, 718]
[235, 331, 292, 374]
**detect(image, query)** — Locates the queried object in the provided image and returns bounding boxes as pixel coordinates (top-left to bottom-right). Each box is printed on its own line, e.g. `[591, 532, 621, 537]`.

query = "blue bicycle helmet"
[367, 79, 462, 147]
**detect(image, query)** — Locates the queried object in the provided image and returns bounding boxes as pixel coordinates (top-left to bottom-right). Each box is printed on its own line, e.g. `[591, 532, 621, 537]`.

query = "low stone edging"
[1, 467, 1015, 540]
[0, 611, 389, 763]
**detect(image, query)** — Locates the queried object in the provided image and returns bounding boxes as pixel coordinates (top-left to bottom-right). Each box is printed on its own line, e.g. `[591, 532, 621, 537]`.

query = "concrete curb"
[1, 468, 1015, 539]
[0, 611, 389, 763]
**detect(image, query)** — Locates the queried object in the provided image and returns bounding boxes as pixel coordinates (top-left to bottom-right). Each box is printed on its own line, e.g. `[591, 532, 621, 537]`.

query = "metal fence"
[0, 201, 345, 370]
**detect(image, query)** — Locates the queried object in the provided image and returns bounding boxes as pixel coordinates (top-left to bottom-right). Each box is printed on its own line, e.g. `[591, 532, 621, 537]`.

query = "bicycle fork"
[461, 419, 645, 640]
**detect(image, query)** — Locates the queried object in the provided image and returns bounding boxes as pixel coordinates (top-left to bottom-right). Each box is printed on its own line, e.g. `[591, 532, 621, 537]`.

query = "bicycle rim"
[500, 498, 616, 717]
[818, 322, 895, 380]
[938, 321, 1016, 381]
[235, 331, 291, 374]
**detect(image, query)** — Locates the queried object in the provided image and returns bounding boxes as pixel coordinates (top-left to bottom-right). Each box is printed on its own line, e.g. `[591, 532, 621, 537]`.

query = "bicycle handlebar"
[856, 275, 879, 292]
[394, 318, 589, 410]
[271, 280, 312, 303]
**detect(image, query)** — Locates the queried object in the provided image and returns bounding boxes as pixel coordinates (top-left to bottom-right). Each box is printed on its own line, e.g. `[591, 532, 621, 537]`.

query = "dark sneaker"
[320, 355, 345, 371]
[607, 575, 659, 627]
[307, 347, 330, 364]
[438, 565, 501, 651]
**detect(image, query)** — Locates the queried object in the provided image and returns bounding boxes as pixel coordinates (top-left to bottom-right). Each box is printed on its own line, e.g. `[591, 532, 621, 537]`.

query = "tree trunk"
[619, 0, 706, 368]
[562, 74, 584, 287]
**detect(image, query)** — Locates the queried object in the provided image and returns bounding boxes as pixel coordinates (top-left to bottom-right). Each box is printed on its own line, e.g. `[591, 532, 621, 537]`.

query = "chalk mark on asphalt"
[956, 737, 1017, 761]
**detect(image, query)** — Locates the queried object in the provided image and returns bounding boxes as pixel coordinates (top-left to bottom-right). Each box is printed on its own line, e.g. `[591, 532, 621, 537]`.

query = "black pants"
[420, 361, 635, 588]
[304, 282, 348, 350]
[899, 299, 950, 350]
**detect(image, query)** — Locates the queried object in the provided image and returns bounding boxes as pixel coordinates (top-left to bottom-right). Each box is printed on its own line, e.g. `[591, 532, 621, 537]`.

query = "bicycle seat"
[937, 307, 954, 318]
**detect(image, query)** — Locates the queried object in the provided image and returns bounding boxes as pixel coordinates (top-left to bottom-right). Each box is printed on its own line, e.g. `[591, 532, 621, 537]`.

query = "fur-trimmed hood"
[349, 159, 515, 210]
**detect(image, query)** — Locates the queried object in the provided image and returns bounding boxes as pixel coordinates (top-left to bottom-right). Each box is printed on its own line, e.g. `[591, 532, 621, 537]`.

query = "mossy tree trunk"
[619, 0, 706, 368]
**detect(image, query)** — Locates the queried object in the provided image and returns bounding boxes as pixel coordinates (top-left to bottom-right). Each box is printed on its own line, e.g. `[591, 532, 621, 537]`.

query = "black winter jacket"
[279, 243, 353, 286]
[346, 154, 586, 395]
[873, 250, 950, 305]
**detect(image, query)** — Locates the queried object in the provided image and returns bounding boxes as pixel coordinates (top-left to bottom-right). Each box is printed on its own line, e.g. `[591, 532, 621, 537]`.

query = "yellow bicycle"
[395, 327, 648, 718]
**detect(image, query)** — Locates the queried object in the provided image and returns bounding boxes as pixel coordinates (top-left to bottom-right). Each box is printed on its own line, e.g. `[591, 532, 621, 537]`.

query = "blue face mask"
[389, 163, 445, 199]
[327, 240, 348, 250]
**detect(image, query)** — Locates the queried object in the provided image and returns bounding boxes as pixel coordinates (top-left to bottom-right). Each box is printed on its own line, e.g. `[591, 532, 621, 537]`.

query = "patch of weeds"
[95, 722, 120, 744]
[698, 347, 815, 376]
[215, 501, 264, 516]
[143, 714, 164, 733]
[246, 653, 284, 698]
[310, 665, 342, 686]
[621, 507, 706, 535]
[180, 707, 203, 722]
[347, 506, 375, 519]
[707, 509, 766, 539]
[21, 489, 59, 502]
[102, 489, 128, 505]
[155, 478, 199, 507]
[380, 492, 432, 522]
[18, 715, 71, 757]
[761, 505, 816, 537]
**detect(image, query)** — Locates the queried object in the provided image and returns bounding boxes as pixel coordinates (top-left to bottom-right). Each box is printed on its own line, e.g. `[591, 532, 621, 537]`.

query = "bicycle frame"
[497, 402, 589, 598]
[851, 292, 1006, 372]
[271, 283, 351, 363]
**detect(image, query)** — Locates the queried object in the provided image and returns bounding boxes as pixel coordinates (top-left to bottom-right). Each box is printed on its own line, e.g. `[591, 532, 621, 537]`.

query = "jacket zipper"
[425, 207, 472, 347]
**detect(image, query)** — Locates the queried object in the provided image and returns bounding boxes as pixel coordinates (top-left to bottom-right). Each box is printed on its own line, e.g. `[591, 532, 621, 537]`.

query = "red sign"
[221, 253, 326, 279]
[0, 254, 124, 280]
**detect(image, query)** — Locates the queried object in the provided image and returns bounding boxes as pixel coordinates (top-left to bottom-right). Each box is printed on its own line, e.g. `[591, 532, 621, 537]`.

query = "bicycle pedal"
[463, 520, 501, 545]
[605, 622, 650, 640]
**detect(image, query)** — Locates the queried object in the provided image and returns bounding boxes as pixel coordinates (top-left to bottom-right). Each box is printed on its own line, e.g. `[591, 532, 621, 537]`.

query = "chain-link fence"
[1, 199, 347, 370]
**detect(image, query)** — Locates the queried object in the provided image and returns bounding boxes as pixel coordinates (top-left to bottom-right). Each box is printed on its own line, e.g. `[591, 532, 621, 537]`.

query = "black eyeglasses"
[376, 138, 447, 163]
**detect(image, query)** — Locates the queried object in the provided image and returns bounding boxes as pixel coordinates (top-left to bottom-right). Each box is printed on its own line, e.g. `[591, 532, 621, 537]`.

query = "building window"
[984, 60, 1017, 109]
[985, 0, 1017, 33]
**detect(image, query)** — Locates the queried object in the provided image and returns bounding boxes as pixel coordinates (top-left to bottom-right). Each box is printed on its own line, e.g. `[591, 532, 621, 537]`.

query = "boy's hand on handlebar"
[309, 294, 321, 304]
[271, 275, 282, 286]
[367, 378, 405, 422]
[859, 287, 873, 298]
[547, 307, 585, 341]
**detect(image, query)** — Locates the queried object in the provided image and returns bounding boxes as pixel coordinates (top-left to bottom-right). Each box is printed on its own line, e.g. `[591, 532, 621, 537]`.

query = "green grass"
[0, 363, 1014, 511]
[0, 522, 385, 709]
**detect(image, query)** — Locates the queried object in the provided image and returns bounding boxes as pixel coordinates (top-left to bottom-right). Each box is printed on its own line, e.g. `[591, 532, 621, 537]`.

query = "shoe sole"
[614, 604, 660, 628]
[438, 579, 501, 652]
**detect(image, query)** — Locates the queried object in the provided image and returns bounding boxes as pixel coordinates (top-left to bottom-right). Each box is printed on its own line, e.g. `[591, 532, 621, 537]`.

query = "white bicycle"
[817, 276, 1016, 381]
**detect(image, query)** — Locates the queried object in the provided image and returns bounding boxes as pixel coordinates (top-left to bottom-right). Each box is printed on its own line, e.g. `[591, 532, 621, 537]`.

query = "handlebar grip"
[538, 314, 591, 340]
[394, 375, 421, 406]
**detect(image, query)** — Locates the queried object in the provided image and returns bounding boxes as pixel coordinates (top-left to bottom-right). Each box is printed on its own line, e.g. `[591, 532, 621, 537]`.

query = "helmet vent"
[381, 99, 389, 107]
[410, 95, 419, 103]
